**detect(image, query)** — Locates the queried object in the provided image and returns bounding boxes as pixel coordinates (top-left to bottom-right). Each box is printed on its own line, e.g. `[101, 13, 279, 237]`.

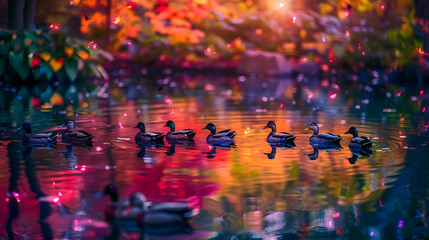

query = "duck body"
[202, 123, 236, 146]
[98, 184, 197, 234]
[309, 133, 342, 146]
[263, 121, 295, 145]
[348, 137, 372, 152]
[306, 123, 341, 146]
[62, 130, 93, 141]
[345, 127, 372, 153]
[267, 132, 296, 145]
[19, 123, 58, 147]
[163, 121, 196, 142]
[59, 120, 93, 142]
[134, 122, 165, 145]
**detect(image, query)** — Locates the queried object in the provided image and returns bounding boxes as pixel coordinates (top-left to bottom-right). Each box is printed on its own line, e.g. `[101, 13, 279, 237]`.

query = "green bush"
[0, 30, 112, 84]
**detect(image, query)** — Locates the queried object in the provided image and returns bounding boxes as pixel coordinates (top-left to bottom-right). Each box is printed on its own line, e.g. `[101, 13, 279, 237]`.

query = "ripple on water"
[0, 99, 419, 238]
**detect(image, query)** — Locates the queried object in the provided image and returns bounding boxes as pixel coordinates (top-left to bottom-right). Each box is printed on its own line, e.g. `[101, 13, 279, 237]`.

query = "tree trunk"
[8, 0, 23, 30]
[424, 33, 429, 57]
[23, 0, 37, 30]
[105, 0, 111, 50]
[414, 0, 429, 55]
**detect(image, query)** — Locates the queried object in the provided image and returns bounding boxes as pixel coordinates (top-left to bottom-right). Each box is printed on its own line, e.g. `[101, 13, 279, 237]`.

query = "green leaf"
[28, 45, 40, 55]
[88, 62, 101, 78]
[17, 63, 30, 80]
[41, 61, 53, 80]
[65, 58, 78, 81]
[33, 66, 42, 81]
[55, 68, 67, 83]
[41, 86, 53, 103]
[0, 40, 10, 56]
[13, 51, 24, 70]
[8, 51, 15, 70]
[11, 35, 23, 52]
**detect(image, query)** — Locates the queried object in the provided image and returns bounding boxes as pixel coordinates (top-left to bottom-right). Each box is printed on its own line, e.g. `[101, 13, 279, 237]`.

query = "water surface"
[0, 73, 429, 239]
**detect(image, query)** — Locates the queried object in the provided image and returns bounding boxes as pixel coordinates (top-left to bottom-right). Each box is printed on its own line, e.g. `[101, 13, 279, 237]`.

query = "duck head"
[135, 122, 146, 133]
[129, 192, 147, 209]
[95, 183, 119, 202]
[263, 121, 276, 132]
[202, 123, 216, 134]
[58, 119, 75, 131]
[18, 123, 32, 134]
[163, 120, 175, 132]
[345, 127, 358, 138]
[305, 122, 319, 135]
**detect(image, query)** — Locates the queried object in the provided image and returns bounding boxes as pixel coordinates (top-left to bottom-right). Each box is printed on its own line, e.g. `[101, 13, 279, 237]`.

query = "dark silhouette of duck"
[18, 123, 58, 147]
[344, 127, 372, 153]
[58, 119, 93, 143]
[305, 122, 341, 146]
[96, 183, 197, 235]
[263, 121, 295, 145]
[135, 122, 164, 145]
[163, 120, 196, 142]
[202, 123, 236, 146]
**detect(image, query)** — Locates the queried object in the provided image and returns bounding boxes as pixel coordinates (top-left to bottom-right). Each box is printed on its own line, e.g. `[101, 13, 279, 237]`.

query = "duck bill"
[262, 125, 268, 129]
[162, 124, 167, 127]
[304, 127, 310, 130]
[58, 124, 66, 129]
[201, 127, 207, 130]
[344, 131, 350, 134]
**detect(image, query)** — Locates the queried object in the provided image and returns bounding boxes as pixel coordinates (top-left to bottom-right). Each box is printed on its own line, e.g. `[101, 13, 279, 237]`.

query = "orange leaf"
[49, 58, 64, 72]
[50, 92, 64, 106]
[78, 51, 89, 60]
[39, 52, 51, 61]
[65, 47, 74, 57]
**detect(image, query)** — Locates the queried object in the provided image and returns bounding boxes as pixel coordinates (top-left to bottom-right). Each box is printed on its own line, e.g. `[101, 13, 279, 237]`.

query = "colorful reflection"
[0, 72, 428, 239]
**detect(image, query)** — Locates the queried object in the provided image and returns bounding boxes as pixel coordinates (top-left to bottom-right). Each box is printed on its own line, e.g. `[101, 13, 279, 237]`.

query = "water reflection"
[0, 71, 428, 239]
[6, 144, 53, 239]
[347, 149, 372, 165]
[306, 143, 342, 161]
[264, 143, 295, 159]
[203, 145, 235, 159]
[136, 143, 163, 164]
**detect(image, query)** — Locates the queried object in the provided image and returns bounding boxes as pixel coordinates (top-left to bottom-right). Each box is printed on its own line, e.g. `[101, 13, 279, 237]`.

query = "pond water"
[0, 72, 429, 239]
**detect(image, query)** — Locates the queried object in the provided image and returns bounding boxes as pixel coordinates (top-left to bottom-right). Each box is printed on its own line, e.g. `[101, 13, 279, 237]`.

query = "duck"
[202, 123, 236, 146]
[344, 127, 372, 152]
[97, 183, 197, 234]
[305, 122, 341, 146]
[163, 120, 196, 142]
[263, 121, 295, 145]
[18, 123, 58, 146]
[135, 122, 165, 144]
[58, 119, 93, 142]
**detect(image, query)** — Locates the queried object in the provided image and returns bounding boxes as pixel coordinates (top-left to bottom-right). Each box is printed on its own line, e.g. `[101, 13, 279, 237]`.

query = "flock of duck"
[15, 119, 373, 234]
[18, 119, 373, 156]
